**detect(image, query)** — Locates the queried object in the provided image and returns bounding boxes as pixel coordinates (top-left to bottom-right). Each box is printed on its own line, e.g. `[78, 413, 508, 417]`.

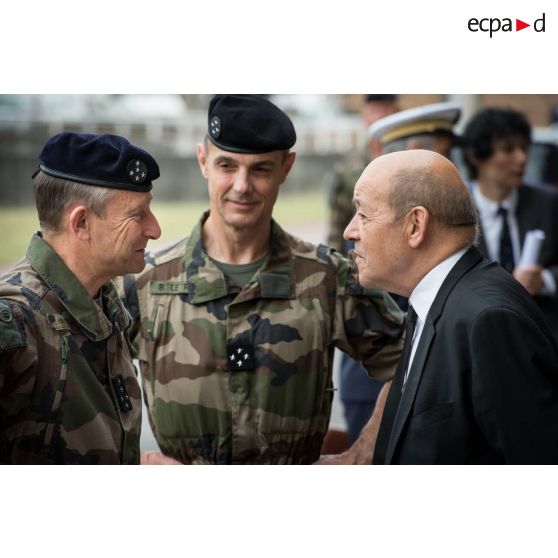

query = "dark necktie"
[498, 206, 515, 273]
[373, 305, 418, 465]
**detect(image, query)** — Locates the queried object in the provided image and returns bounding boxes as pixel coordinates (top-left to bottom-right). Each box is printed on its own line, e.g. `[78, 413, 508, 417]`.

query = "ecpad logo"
[468, 12, 546, 37]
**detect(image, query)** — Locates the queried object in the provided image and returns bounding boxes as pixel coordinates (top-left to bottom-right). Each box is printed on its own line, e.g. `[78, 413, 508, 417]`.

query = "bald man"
[324, 150, 558, 464]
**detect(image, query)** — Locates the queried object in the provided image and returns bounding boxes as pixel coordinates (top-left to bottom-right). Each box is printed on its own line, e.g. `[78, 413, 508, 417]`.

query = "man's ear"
[406, 206, 430, 249]
[197, 143, 209, 178]
[283, 152, 296, 177]
[68, 205, 90, 240]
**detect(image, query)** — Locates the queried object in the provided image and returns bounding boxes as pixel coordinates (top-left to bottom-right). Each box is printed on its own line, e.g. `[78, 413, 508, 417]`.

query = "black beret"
[37, 132, 160, 192]
[365, 94, 397, 103]
[207, 95, 296, 154]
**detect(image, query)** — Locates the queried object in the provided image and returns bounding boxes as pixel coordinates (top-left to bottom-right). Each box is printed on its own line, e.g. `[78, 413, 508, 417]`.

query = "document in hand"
[518, 230, 546, 268]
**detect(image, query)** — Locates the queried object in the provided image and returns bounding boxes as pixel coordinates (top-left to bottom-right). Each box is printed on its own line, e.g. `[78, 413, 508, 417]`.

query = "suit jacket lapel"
[385, 317, 435, 463]
[383, 246, 484, 463]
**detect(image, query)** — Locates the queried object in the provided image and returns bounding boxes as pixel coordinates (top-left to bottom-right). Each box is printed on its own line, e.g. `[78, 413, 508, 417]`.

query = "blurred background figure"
[324, 94, 399, 446]
[370, 101, 461, 160]
[463, 107, 558, 342]
[362, 94, 401, 161]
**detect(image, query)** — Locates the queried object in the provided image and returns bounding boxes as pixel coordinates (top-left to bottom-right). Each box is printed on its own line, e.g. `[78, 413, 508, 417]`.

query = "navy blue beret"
[37, 132, 160, 192]
[207, 95, 296, 154]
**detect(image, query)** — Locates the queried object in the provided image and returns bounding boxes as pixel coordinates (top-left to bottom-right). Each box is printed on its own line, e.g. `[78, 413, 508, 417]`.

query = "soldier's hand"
[314, 382, 391, 465]
[141, 451, 183, 465]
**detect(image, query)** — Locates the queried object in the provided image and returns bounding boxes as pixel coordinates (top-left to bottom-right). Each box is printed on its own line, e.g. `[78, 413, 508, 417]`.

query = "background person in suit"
[463, 107, 558, 342]
[329, 149, 558, 464]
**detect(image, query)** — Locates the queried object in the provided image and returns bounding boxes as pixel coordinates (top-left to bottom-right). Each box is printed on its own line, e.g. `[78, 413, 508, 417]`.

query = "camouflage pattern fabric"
[0, 233, 141, 464]
[326, 153, 368, 253]
[121, 212, 404, 464]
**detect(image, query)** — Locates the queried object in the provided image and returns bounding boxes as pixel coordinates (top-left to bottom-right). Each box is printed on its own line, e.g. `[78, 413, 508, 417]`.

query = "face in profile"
[344, 165, 407, 294]
[89, 190, 161, 277]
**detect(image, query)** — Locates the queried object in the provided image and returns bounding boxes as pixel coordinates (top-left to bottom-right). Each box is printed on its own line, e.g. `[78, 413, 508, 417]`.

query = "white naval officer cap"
[369, 102, 461, 144]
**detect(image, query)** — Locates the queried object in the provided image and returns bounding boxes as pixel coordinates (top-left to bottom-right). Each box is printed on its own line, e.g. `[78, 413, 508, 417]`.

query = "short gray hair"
[388, 167, 479, 245]
[33, 170, 116, 232]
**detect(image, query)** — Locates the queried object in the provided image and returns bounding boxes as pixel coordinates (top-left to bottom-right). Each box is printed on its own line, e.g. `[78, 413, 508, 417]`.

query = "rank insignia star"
[111, 375, 133, 413]
[126, 159, 148, 184]
[226, 343, 255, 372]
[209, 116, 222, 138]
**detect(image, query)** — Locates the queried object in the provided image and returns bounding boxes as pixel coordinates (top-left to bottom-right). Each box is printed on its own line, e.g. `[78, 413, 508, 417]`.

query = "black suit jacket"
[375, 246, 558, 464]
[476, 184, 558, 341]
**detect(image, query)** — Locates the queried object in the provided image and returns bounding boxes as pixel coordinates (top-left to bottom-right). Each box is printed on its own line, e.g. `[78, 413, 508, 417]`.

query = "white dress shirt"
[472, 183, 555, 296]
[402, 248, 468, 387]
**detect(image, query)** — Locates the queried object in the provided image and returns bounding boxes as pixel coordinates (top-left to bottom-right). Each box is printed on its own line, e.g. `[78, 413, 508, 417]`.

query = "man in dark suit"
[334, 101, 462, 445]
[330, 149, 558, 464]
[464, 107, 558, 342]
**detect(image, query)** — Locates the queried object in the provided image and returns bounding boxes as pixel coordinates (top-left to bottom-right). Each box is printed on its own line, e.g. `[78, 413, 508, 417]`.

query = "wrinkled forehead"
[108, 189, 153, 213]
[118, 188, 153, 203]
[353, 179, 368, 205]
[354, 166, 391, 207]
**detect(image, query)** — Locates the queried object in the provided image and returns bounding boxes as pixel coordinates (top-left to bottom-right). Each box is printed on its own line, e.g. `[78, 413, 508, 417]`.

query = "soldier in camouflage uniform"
[0, 132, 161, 464]
[122, 95, 405, 465]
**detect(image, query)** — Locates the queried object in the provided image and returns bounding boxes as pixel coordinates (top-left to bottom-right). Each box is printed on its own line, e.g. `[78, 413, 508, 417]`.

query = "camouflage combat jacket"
[0, 234, 141, 464]
[326, 152, 367, 253]
[122, 213, 404, 464]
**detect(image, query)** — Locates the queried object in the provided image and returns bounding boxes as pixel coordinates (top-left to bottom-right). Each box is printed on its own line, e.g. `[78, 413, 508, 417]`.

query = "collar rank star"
[127, 159, 148, 184]
[227, 343, 255, 372]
